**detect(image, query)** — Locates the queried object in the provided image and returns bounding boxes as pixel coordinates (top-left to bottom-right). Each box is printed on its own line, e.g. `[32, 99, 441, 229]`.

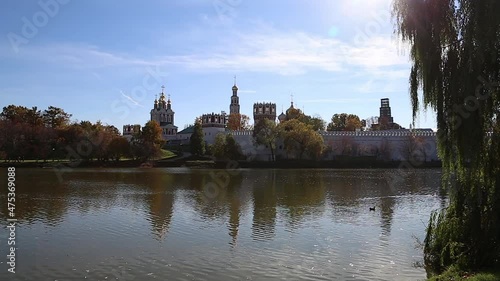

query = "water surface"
[0, 168, 444, 280]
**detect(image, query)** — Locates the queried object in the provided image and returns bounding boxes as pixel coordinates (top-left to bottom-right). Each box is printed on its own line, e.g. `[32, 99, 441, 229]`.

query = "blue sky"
[0, 0, 436, 131]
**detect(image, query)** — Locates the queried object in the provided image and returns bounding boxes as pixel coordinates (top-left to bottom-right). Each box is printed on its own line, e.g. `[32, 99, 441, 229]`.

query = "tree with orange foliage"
[227, 113, 250, 130]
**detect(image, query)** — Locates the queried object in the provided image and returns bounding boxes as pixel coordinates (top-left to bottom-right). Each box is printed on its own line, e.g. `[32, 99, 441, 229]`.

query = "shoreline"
[0, 159, 442, 169]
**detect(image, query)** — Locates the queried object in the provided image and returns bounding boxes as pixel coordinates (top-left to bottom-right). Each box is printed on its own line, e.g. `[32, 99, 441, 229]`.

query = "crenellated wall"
[223, 129, 439, 162]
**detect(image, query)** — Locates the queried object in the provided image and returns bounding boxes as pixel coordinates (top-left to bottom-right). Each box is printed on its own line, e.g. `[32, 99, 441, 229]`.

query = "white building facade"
[150, 86, 178, 141]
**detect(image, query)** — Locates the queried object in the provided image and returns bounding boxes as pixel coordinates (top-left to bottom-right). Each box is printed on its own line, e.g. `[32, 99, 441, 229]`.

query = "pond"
[0, 168, 444, 280]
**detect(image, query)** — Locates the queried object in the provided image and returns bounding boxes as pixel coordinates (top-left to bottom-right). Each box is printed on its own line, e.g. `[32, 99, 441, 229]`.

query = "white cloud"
[1, 24, 409, 77]
[1, 43, 153, 68]
[157, 30, 408, 75]
[120, 90, 144, 107]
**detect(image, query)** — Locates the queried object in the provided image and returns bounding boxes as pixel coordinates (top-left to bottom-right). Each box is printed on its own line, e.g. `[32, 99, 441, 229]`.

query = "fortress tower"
[253, 102, 276, 123]
[201, 111, 228, 128]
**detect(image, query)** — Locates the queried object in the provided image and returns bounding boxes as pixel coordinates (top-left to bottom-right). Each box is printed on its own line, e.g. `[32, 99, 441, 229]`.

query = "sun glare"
[340, 0, 391, 19]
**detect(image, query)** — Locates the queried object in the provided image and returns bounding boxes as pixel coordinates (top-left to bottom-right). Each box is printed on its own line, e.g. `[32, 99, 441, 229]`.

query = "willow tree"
[393, 0, 500, 273]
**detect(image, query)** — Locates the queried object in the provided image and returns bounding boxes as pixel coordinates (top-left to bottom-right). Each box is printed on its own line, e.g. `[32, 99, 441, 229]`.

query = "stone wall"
[225, 130, 439, 162]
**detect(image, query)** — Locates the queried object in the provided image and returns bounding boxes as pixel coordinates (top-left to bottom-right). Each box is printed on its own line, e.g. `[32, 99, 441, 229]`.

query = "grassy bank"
[428, 266, 500, 281]
[155, 149, 177, 160]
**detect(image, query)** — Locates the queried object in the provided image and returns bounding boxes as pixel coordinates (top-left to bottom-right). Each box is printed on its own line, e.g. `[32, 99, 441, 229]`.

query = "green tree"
[139, 120, 164, 160]
[210, 133, 243, 160]
[212, 133, 226, 159]
[0, 105, 47, 161]
[224, 134, 243, 160]
[327, 113, 363, 131]
[304, 128, 326, 159]
[190, 118, 205, 156]
[42, 106, 72, 128]
[95, 124, 122, 161]
[277, 119, 325, 159]
[0, 105, 44, 127]
[285, 107, 303, 120]
[308, 116, 326, 131]
[253, 118, 278, 161]
[345, 114, 363, 131]
[393, 0, 500, 273]
[283, 107, 326, 131]
[108, 136, 131, 162]
[299, 115, 326, 131]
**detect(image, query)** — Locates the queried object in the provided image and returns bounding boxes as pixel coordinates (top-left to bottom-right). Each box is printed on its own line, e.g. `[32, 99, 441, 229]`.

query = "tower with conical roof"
[230, 76, 240, 115]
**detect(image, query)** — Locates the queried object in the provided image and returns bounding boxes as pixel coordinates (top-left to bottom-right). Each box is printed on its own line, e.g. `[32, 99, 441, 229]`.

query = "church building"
[150, 86, 178, 140]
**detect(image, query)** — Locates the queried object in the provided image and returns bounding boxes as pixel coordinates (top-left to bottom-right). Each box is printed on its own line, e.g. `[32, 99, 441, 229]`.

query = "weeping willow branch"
[393, 0, 500, 273]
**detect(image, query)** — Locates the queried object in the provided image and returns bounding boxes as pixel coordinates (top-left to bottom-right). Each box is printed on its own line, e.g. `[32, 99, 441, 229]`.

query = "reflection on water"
[0, 168, 443, 280]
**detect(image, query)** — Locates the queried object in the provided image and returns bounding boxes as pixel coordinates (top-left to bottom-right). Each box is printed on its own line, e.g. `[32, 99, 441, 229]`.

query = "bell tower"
[230, 76, 240, 115]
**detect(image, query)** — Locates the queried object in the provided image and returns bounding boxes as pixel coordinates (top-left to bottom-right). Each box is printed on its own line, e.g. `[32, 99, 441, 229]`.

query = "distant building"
[150, 86, 178, 140]
[122, 81, 439, 162]
[122, 124, 141, 141]
[200, 111, 228, 144]
[372, 98, 399, 130]
[278, 106, 286, 122]
[379, 98, 394, 124]
[175, 125, 195, 145]
[162, 81, 241, 146]
[201, 112, 228, 128]
[253, 102, 276, 124]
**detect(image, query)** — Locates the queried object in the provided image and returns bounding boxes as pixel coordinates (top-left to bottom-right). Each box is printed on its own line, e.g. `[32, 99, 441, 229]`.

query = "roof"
[162, 124, 178, 129]
[178, 125, 195, 134]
